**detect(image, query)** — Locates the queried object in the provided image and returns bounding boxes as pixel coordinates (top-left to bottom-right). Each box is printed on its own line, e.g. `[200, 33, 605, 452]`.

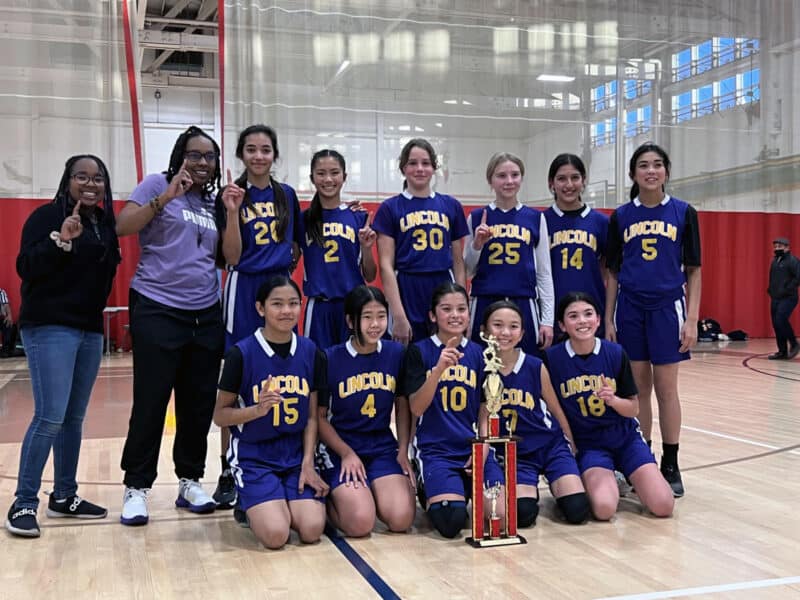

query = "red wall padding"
[1, 198, 798, 342]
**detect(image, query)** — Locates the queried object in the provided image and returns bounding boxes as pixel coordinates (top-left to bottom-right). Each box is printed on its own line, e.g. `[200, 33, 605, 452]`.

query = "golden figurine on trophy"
[466, 332, 526, 548]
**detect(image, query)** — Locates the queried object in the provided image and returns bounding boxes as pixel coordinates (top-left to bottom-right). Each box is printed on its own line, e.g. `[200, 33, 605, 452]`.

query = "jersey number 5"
[641, 238, 658, 261]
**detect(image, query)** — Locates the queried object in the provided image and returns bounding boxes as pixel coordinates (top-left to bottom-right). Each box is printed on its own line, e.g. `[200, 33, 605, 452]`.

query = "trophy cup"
[466, 333, 526, 548]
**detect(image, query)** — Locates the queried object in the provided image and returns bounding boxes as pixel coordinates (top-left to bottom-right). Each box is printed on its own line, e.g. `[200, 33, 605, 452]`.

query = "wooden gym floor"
[0, 339, 798, 600]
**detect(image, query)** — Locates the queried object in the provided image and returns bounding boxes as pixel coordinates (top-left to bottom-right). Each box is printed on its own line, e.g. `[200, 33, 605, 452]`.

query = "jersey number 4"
[360, 393, 377, 418]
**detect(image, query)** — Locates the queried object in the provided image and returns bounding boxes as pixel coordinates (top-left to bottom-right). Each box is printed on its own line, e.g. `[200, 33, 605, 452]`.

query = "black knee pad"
[427, 501, 468, 539]
[516, 497, 539, 528]
[557, 492, 590, 524]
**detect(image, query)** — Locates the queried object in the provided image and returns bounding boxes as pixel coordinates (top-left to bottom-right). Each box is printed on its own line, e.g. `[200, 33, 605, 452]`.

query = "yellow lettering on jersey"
[338, 372, 396, 398]
[240, 201, 276, 224]
[489, 224, 531, 244]
[322, 222, 356, 244]
[549, 229, 598, 251]
[560, 375, 617, 398]
[501, 388, 535, 410]
[399, 210, 450, 233]
[623, 220, 677, 243]
[430, 364, 477, 388]
[252, 374, 309, 403]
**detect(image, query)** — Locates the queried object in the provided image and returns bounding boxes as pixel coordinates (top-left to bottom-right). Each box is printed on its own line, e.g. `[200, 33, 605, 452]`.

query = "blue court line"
[324, 525, 401, 600]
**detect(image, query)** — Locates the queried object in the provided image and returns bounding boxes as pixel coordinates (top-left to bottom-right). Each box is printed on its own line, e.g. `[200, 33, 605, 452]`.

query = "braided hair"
[165, 125, 221, 198]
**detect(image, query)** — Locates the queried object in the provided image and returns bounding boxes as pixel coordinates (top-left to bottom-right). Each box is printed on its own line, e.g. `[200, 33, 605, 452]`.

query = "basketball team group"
[5, 125, 700, 549]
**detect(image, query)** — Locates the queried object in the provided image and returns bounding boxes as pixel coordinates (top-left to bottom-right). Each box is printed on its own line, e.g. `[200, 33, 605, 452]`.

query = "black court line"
[324, 524, 401, 600]
[20, 517, 402, 599]
[741, 353, 800, 382]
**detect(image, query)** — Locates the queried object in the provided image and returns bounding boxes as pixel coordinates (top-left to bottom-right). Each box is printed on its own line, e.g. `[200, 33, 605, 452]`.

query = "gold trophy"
[466, 333, 526, 547]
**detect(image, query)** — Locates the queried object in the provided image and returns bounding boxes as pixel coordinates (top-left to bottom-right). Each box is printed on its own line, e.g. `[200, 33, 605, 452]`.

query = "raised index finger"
[72, 198, 82, 216]
[480, 209, 488, 226]
[446, 336, 461, 349]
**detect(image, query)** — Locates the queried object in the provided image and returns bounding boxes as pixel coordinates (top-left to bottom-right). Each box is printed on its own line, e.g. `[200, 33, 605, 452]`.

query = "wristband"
[49, 231, 73, 252]
[150, 197, 164, 214]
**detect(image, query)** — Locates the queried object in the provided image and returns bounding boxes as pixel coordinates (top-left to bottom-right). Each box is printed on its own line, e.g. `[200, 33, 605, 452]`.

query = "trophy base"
[465, 534, 527, 548]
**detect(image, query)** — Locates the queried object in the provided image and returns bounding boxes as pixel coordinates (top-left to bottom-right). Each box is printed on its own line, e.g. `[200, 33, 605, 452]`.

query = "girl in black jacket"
[5, 154, 120, 538]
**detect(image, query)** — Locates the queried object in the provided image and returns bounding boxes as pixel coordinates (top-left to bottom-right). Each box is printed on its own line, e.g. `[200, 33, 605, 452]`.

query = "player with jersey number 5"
[604, 142, 701, 498]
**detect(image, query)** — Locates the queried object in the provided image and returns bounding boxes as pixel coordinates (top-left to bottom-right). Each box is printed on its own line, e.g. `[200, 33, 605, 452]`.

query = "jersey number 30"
[412, 228, 444, 251]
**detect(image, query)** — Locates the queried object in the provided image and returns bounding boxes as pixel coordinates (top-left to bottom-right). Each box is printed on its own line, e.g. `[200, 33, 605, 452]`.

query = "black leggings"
[120, 290, 224, 489]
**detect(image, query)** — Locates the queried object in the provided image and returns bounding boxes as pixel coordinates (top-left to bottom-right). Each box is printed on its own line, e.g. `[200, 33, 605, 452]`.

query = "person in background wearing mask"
[767, 237, 800, 360]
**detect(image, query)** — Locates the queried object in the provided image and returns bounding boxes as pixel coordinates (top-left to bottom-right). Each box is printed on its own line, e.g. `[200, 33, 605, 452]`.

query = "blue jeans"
[14, 325, 103, 509]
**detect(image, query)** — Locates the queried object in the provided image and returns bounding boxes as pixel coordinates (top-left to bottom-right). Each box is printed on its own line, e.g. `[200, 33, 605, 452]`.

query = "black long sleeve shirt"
[16, 202, 121, 333]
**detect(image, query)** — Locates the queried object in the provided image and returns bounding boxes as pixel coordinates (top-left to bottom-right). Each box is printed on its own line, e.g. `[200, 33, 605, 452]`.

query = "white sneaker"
[120, 487, 149, 526]
[175, 478, 216, 514]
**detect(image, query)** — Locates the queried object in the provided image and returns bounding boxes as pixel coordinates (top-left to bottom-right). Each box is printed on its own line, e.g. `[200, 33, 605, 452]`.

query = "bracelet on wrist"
[150, 196, 164, 214]
[49, 231, 73, 252]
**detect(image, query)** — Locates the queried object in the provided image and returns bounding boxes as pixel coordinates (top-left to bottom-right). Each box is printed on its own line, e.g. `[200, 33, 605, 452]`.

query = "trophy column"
[466, 333, 526, 548]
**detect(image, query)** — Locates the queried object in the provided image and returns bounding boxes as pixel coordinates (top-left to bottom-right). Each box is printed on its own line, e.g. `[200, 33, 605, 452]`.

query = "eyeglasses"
[71, 173, 106, 185]
[184, 151, 218, 163]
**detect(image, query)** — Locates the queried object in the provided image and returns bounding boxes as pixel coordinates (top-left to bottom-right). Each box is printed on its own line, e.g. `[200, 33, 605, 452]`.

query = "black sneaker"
[5, 504, 40, 538]
[768, 352, 788, 360]
[660, 464, 685, 498]
[233, 507, 250, 528]
[46, 494, 108, 519]
[212, 470, 237, 510]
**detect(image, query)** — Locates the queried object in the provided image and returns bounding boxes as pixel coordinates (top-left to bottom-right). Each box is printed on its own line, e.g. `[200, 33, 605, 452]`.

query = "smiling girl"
[299, 150, 377, 349]
[604, 142, 701, 498]
[480, 300, 589, 527]
[373, 139, 468, 345]
[547, 292, 674, 520]
[403, 282, 503, 538]
[6, 155, 120, 537]
[214, 125, 303, 509]
[318, 286, 415, 536]
[543, 154, 609, 339]
[465, 153, 554, 355]
[214, 275, 328, 549]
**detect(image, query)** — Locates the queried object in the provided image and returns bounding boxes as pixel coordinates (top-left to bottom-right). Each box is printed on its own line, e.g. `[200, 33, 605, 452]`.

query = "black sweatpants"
[121, 289, 224, 489]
